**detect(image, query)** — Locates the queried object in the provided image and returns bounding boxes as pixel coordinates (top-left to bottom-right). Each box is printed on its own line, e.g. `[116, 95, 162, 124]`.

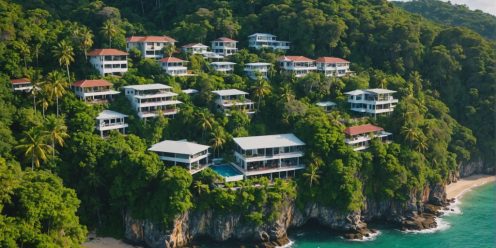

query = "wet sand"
[446, 174, 496, 199]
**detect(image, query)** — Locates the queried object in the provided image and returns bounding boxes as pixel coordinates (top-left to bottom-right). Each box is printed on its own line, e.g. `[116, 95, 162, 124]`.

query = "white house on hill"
[95, 110, 128, 137]
[244, 62, 271, 80]
[71, 79, 119, 103]
[277, 56, 317, 77]
[88, 49, 128, 76]
[211, 37, 238, 56]
[11, 78, 33, 92]
[148, 140, 210, 174]
[212, 89, 255, 115]
[126, 35, 176, 59]
[316, 57, 353, 77]
[159, 57, 189, 76]
[210, 62, 236, 74]
[344, 124, 391, 151]
[181, 43, 209, 55]
[123, 84, 182, 119]
[344, 89, 398, 116]
[248, 33, 290, 51]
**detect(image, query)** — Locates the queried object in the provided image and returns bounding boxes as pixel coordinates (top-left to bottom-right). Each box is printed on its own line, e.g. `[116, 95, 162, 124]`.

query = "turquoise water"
[290, 183, 496, 248]
[211, 164, 243, 177]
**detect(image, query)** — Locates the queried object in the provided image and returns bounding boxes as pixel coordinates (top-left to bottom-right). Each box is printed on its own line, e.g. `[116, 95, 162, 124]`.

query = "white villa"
[316, 57, 353, 77]
[11, 78, 33, 92]
[126, 36, 176, 59]
[88, 49, 128, 76]
[232, 134, 305, 180]
[159, 57, 189, 76]
[211, 37, 238, 56]
[123, 84, 182, 119]
[344, 124, 391, 151]
[316, 101, 337, 112]
[248, 33, 290, 51]
[148, 140, 210, 174]
[202, 51, 224, 60]
[244, 62, 271, 80]
[181, 43, 209, 55]
[277, 56, 317, 77]
[344, 89, 398, 116]
[95, 110, 128, 137]
[71, 79, 119, 103]
[210, 62, 236, 73]
[212, 89, 255, 115]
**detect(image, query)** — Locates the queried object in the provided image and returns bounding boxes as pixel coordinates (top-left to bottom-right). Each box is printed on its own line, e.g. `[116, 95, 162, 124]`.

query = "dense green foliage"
[394, 0, 496, 40]
[0, 0, 494, 244]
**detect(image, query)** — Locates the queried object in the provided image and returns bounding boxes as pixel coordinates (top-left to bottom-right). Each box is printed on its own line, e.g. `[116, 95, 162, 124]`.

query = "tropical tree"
[26, 69, 44, 113]
[16, 128, 52, 170]
[210, 127, 227, 158]
[44, 115, 69, 158]
[163, 43, 176, 58]
[196, 110, 215, 143]
[252, 78, 272, 109]
[101, 20, 118, 48]
[46, 71, 69, 116]
[280, 84, 295, 103]
[302, 154, 322, 187]
[38, 87, 51, 118]
[77, 26, 94, 59]
[193, 180, 209, 195]
[52, 40, 75, 79]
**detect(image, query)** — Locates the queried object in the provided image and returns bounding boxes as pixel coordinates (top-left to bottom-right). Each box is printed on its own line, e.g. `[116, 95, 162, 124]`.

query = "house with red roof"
[344, 124, 392, 151]
[211, 37, 238, 56]
[277, 56, 317, 77]
[71, 79, 120, 103]
[181, 43, 209, 55]
[126, 35, 176, 59]
[316, 57, 353, 77]
[159, 57, 189, 76]
[88, 49, 128, 76]
[11, 78, 33, 92]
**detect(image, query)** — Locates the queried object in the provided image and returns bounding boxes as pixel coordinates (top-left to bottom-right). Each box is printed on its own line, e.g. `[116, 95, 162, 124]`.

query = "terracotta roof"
[126, 35, 176, 43]
[214, 37, 237, 42]
[344, 124, 384, 136]
[159, 57, 186, 63]
[278, 56, 314, 62]
[72, 79, 113, 88]
[87, 49, 128, 56]
[11, 78, 31, 84]
[315, 57, 349, 63]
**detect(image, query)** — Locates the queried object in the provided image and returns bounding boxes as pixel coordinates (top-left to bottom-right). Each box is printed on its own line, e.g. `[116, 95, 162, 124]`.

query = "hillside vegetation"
[0, 0, 494, 245]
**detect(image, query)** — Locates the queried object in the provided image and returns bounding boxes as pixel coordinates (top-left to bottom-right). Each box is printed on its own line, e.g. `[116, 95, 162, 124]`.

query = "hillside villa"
[95, 110, 128, 137]
[344, 89, 398, 116]
[123, 83, 182, 119]
[244, 62, 271, 80]
[248, 33, 290, 51]
[181, 43, 209, 55]
[88, 49, 128, 76]
[316, 101, 337, 112]
[212, 89, 256, 115]
[71, 79, 119, 103]
[211, 37, 238, 56]
[126, 35, 176, 59]
[277, 56, 317, 77]
[210, 61, 236, 73]
[316, 57, 353, 77]
[344, 124, 391, 151]
[11, 78, 33, 92]
[159, 57, 189, 76]
[148, 140, 210, 174]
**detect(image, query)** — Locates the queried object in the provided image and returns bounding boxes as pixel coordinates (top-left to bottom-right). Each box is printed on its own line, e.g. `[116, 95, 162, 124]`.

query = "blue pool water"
[211, 164, 242, 177]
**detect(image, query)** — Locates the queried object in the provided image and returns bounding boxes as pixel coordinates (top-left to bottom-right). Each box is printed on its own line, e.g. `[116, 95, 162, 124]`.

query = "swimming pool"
[211, 164, 244, 182]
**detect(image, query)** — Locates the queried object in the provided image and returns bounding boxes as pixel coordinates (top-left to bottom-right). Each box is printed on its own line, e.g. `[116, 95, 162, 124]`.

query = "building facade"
[148, 140, 210, 174]
[248, 33, 290, 51]
[344, 124, 391, 151]
[210, 62, 236, 73]
[11, 78, 33, 92]
[212, 89, 255, 115]
[88, 49, 128, 76]
[316, 57, 353, 77]
[211, 37, 238, 56]
[232, 134, 305, 180]
[181, 43, 209, 55]
[95, 110, 128, 137]
[159, 57, 189, 76]
[126, 36, 176, 59]
[277, 56, 317, 77]
[71, 79, 119, 103]
[244, 62, 271, 80]
[344, 89, 399, 116]
[123, 84, 182, 119]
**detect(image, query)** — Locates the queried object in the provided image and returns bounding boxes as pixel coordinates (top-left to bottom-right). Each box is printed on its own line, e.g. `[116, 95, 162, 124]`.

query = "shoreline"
[445, 174, 496, 199]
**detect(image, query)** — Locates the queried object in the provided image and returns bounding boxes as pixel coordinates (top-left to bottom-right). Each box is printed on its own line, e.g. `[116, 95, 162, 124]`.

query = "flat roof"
[366, 88, 396, 94]
[245, 62, 271, 66]
[248, 33, 276, 37]
[233, 133, 305, 150]
[212, 89, 248, 96]
[316, 101, 337, 107]
[182, 89, 198, 94]
[96, 110, 128, 120]
[211, 62, 236, 65]
[148, 140, 209, 155]
[123, 84, 172, 91]
[344, 89, 365, 95]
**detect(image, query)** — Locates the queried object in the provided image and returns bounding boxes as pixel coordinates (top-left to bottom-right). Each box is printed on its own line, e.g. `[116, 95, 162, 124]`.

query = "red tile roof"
[278, 56, 314, 62]
[11, 78, 31, 84]
[159, 57, 186, 63]
[126, 35, 176, 43]
[72, 79, 113, 88]
[214, 37, 237, 42]
[315, 57, 350, 63]
[344, 124, 384, 136]
[87, 49, 128, 56]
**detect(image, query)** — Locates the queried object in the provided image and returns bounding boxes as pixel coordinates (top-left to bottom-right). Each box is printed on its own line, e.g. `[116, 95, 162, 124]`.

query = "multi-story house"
[244, 62, 271, 80]
[316, 57, 353, 77]
[159, 57, 189, 76]
[277, 56, 317, 77]
[11, 78, 33, 92]
[71, 79, 119, 103]
[126, 35, 176, 59]
[211, 37, 238, 56]
[232, 134, 305, 180]
[88, 49, 128, 76]
[248, 33, 290, 51]
[344, 124, 391, 151]
[210, 62, 236, 74]
[123, 84, 182, 119]
[181, 43, 209, 55]
[344, 89, 399, 116]
[95, 110, 128, 137]
[148, 140, 210, 174]
[212, 89, 256, 115]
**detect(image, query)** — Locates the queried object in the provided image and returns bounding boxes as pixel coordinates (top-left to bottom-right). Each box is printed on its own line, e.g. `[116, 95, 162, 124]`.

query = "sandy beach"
[83, 237, 142, 248]
[446, 174, 496, 199]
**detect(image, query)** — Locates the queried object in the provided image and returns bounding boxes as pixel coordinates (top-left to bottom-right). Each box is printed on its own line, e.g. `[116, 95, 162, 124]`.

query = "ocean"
[289, 183, 496, 248]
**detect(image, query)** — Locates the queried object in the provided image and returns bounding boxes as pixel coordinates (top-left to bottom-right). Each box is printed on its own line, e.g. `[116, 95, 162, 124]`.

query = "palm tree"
[193, 181, 209, 195]
[302, 155, 322, 187]
[44, 115, 69, 158]
[210, 128, 227, 158]
[252, 78, 272, 110]
[400, 124, 421, 148]
[197, 110, 214, 143]
[280, 84, 294, 103]
[52, 40, 75, 80]
[79, 27, 94, 59]
[26, 69, 44, 113]
[38, 87, 51, 118]
[100, 20, 118, 48]
[46, 71, 69, 116]
[162, 43, 176, 58]
[16, 128, 52, 170]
